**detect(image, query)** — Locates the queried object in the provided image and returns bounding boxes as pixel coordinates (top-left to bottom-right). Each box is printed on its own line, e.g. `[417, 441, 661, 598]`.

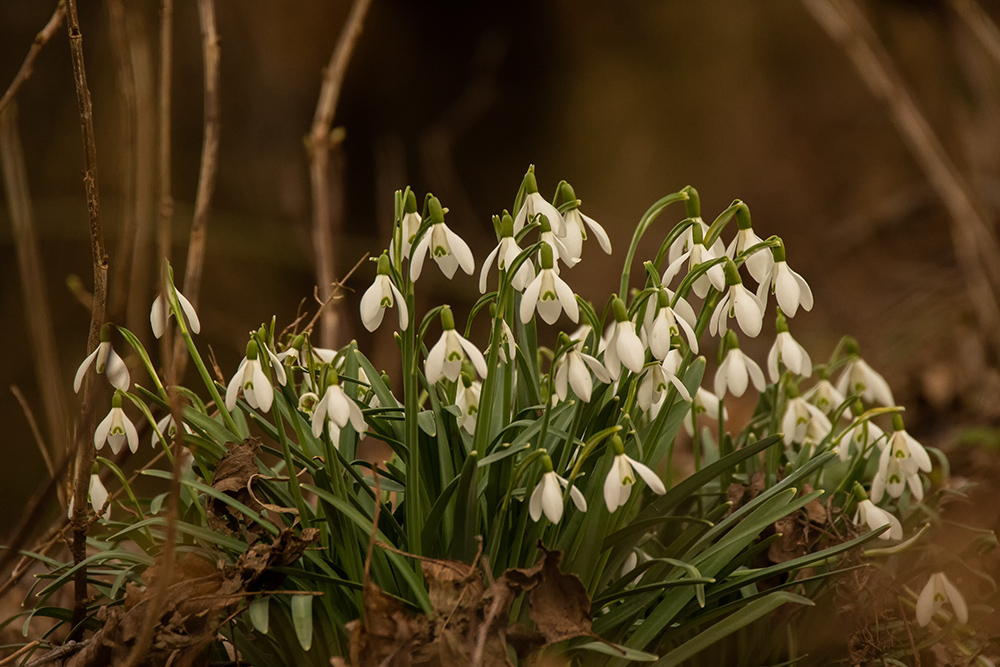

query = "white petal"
[425, 336, 447, 384]
[941, 575, 968, 624]
[554, 276, 579, 323]
[225, 359, 246, 411]
[445, 226, 475, 275]
[409, 234, 432, 281]
[767, 341, 780, 384]
[627, 456, 666, 495]
[529, 482, 544, 522]
[617, 325, 646, 374]
[360, 280, 387, 332]
[94, 410, 114, 449]
[603, 462, 622, 513]
[581, 211, 612, 254]
[519, 274, 543, 324]
[916, 576, 937, 626]
[457, 335, 489, 379]
[583, 353, 612, 383]
[390, 282, 409, 331]
[74, 348, 100, 394]
[774, 264, 801, 317]
[733, 288, 763, 338]
[176, 290, 201, 334]
[792, 268, 814, 312]
[252, 362, 273, 413]
[746, 355, 766, 392]
[104, 347, 131, 391]
[568, 356, 593, 402]
[568, 483, 588, 512]
[542, 473, 564, 523]
[725, 353, 750, 398]
[714, 355, 732, 398]
[124, 414, 140, 452]
[150, 294, 167, 339]
[90, 475, 109, 515]
[479, 245, 500, 294]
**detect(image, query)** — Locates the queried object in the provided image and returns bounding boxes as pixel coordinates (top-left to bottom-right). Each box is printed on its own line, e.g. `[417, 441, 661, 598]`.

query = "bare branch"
[308, 0, 374, 349]
[0, 2, 66, 116]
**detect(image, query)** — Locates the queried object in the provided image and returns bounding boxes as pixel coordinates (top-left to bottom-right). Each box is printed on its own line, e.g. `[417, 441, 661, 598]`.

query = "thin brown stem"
[948, 0, 1000, 70]
[308, 0, 374, 349]
[63, 0, 109, 634]
[105, 0, 138, 325]
[11, 385, 65, 509]
[0, 106, 69, 463]
[157, 0, 174, 273]
[802, 0, 1000, 356]
[0, 2, 66, 116]
[172, 0, 220, 381]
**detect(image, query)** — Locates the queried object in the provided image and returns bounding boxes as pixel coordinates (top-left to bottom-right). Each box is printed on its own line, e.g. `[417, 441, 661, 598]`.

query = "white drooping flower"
[603, 297, 647, 381]
[513, 168, 565, 237]
[667, 216, 726, 269]
[519, 244, 579, 325]
[709, 260, 765, 339]
[871, 415, 932, 502]
[529, 456, 587, 523]
[409, 197, 475, 281]
[767, 315, 813, 382]
[726, 211, 773, 284]
[151, 284, 201, 339]
[151, 413, 193, 448]
[781, 396, 832, 449]
[311, 375, 367, 443]
[756, 244, 813, 317]
[225, 341, 274, 413]
[455, 377, 481, 435]
[297, 391, 320, 415]
[662, 225, 726, 299]
[557, 182, 612, 261]
[714, 332, 766, 399]
[916, 572, 969, 627]
[603, 436, 667, 512]
[74, 323, 131, 393]
[855, 497, 903, 540]
[68, 471, 111, 519]
[836, 405, 887, 462]
[554, 339, 611, 403]
[643, 289, 699, 357]
[425, 307, 488, 384]
[637, 359, 691, 412]
[836, 356, 895, 407]
[684, 386, 727, 436]
[95, 391, 140, 455]
[480, 213, 535, 294]
[388, 189, 422, 260]
[805, 378, 847, 416]
[360, 253, 409, 332]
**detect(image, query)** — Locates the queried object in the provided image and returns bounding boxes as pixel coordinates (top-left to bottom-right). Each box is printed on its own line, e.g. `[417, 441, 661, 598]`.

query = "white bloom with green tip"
[425, 307, 488, 384]
[409, 197, 474, 281]
[480, 213, 535, 293]
[225, 341, 274, 413]
[74, 324, 130, 393]
[95, 391, 139, 455]
[836, 356, 894, 407]
[757, 244, 813, 317]
[603, 436, 666, 513]
[643, 289, 698, 357]
[455, 378, 481, 435]
[151, 284, 201, 339]
[916, 573, 968, 627]
[312, 377, 366, 443]
[710, 260, 765, 339]
[604, 297, 646, 381]
[714, 332, 765, 399]
[360, 253, 408, 332]
[513, 169, 564, 237]
[768, 314, 812, 382]
[529, 455, 586, 523]
[519, 244, 579, 325]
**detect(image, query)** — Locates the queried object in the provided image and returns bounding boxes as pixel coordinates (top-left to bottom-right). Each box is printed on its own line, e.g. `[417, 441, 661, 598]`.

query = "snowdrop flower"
[480, 213, 535, 293]
[604, 297, 647, 381]
[836, 402, 887, 462]
[871, 415, 932, 502]
[662, 223, 726, 299]
[725, 206, 773, 284]
[553, 335, 611, 402]
[756, 244, 813, 317]
[557, 182, 612, 261]
[151, 413, 193, 448]
[781, 394, 832, 448]
[767, 312, 812, 382]
[68, 469, 110, 519]
[667, 216, 726, 268]
[855, 498, 903, 540]
[709, 259, 765, 338]
[604, 436, 666, 513]
[714, 331, 766, 399]
[298, 391, 320, 415]
[804, 378, 846, 416]
[425, 307, 488, 384]
[643, 289, 698, 357]
[529, 455, 587, 524]
[513, 167, 565, 236]
[455, 376, 481, 435]
[916, 573, 968, 627]
[74, 323, 130, 393]
[95, 391, 139, 455]
[537, 213, 578, 268]
[311, 372, 366, 443]
[151, 284, 201, 339]
[225, 340, 274, 413]
[389, 189, 422, 260]
[519, 245, 579, 325]
[361, 253, 409, 332]
[836, 352, 895, 407]
[684, 385, 727, 436]
[409, 196, 474, 281]
[638, 359, 691, 411]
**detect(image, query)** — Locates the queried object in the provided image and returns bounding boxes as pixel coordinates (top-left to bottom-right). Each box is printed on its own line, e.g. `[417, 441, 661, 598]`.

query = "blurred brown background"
[3, 0, 1000, 531]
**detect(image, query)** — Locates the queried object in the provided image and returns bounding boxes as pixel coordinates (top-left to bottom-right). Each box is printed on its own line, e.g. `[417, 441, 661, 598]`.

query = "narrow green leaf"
[574, 640, 659, 662]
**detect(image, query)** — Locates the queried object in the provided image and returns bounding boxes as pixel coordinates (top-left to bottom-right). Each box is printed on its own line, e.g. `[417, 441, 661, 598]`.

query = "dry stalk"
[62, 0, 109, 634]
[948, 0, 1000, 70]
[172, 0, 221, 381]
[802, 0, 1000, 356]
[0, 106, 68, 462]
[308, 0, 374, 349]
[105, 0, 139, 325]
[11, 385, 66, 509]
[0, 2, 66, 116]
[157, 0, 174, 273]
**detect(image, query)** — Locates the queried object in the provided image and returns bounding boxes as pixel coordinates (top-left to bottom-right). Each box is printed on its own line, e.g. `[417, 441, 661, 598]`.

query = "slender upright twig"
[0, 2, 66, 116]
[173, 0, 220, 380]
[803, 0, 1000, 355]
[63, 0, 109, 633]
[106, 0, 139, 325]
[308, 0, 374, 349]
[0, 106, 68, 467]
[157, 0, 174, 272]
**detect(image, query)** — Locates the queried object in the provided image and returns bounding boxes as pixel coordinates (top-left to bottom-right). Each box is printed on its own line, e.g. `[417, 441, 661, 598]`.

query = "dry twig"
[802, 0, 1000, 356]
[0, 106, 68, 461]
[0, 2, 66, 116]
[172, 0, 221, 381]
[308, 0, 374, 349]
